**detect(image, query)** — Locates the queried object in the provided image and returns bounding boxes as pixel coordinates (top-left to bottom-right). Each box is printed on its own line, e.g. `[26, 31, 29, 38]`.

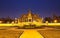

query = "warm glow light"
[0, 21, 2, 23]
[46, 21, 48, 23]
[54, 20, 57, 23]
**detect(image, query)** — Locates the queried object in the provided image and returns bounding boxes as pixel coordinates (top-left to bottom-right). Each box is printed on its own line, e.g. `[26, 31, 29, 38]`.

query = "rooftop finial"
[28, 9, 32, 13]
[28, 9, 32, 17]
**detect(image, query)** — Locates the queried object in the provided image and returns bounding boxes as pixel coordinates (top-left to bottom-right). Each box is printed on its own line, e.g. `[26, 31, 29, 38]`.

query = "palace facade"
[17, 10, 43, 27]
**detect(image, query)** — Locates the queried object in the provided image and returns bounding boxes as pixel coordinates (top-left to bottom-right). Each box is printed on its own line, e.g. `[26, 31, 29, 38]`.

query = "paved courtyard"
[0, 27, 60, 38]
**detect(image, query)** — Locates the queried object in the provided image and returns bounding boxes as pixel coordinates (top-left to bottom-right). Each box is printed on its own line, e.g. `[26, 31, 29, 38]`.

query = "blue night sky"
[0, 0, 60, 18]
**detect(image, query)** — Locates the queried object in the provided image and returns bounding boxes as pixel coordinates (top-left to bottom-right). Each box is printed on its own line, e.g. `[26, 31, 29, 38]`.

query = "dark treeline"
[0, 16, 14, 23]
[44, 15, 60, 23]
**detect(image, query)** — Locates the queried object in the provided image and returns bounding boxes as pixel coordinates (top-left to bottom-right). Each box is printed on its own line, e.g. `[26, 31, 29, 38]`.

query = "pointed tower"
[28, 10, 32, 17]
[27, 10, 32, 22]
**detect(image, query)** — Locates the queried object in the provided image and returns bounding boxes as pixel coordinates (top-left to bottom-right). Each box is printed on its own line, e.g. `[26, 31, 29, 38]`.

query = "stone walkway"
[20, 30, 44, 38]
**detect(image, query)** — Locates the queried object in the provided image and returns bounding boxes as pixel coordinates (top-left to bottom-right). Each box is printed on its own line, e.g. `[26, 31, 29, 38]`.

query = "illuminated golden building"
[0, 10, 60, 27]
[18, 10, 43, 27]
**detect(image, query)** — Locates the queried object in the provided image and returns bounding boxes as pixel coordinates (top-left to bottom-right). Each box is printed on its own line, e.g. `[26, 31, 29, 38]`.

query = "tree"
[44, 17, 52, 23]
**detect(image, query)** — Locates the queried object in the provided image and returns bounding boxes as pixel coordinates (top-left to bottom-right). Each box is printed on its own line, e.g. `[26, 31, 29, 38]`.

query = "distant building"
[18, 10, 43, 27]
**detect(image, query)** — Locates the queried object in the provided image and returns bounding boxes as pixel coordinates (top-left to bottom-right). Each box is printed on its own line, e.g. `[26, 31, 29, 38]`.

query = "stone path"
[20, 30, 44, 38]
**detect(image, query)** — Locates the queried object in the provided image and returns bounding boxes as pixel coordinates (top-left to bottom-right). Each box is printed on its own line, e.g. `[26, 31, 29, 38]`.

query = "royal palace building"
[17, 10, 43, 27]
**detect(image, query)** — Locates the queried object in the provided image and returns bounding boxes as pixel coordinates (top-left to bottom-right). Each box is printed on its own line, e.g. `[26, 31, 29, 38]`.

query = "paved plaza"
[0, 27, 60, 38]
